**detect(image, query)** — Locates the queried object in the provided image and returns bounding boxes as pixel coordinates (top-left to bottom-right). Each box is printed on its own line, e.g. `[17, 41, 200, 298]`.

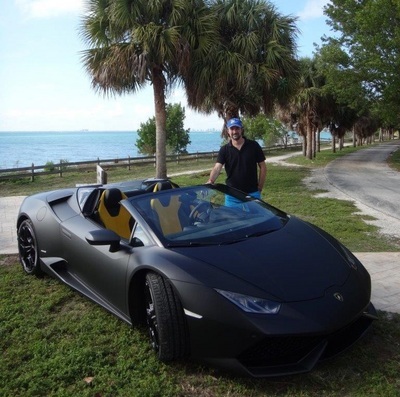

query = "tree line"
[80, 0, 400, 178]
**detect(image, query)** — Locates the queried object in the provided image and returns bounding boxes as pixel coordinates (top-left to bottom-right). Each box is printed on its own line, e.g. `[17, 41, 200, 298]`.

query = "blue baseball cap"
[226, 118, 243, 128]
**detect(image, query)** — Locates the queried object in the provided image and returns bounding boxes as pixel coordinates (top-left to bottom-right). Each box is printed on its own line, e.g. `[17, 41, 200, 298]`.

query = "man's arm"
[207, 162, 223, 184]
[257, 161, 267, 191]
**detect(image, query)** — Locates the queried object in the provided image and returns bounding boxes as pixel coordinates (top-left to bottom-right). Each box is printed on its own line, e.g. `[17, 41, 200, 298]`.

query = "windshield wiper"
[166, 241, 219, 248]
[218, 238, 247, 245]
[245, 229, 279, 238]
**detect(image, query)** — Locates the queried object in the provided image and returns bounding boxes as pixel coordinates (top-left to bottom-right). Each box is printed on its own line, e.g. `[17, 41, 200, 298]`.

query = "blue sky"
[0, 0, 333, 132]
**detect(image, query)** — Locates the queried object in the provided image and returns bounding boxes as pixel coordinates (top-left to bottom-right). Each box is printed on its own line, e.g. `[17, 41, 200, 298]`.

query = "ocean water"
[0, 130, 223, 169]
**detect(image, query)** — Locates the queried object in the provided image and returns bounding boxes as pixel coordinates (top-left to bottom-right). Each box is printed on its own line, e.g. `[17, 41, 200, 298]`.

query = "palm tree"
[288, 57, 329, 159]
[184, 0, 299, 137]
[80, 0, 216, 178]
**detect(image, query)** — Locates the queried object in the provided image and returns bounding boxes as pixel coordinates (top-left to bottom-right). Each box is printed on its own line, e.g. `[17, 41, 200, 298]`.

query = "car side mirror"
[85, 229, 121, 252]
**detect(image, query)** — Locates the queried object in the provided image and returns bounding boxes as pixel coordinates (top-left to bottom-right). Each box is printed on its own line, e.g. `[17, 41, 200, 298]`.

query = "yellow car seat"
[98, 188, 133, 240]
[150, 181, 184, 235]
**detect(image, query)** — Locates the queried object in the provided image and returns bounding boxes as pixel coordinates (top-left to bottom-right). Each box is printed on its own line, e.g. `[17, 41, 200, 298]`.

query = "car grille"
[238, 335, 324, 368]
[238, 315, 374, 371]
[322, 314, 374, 359]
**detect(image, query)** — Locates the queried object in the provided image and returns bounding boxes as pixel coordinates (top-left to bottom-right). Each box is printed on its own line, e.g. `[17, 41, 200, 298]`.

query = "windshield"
[130, 185, 287, 246]
[77, 186, 97, 211]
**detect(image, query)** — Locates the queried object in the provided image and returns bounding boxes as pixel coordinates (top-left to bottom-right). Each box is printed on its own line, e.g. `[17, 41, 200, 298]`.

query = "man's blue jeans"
[225, 190, 261, 207]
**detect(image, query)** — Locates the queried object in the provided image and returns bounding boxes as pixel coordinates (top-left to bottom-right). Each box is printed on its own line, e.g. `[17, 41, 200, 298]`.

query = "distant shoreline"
[0, 129, 219, 134]
[0, 130, 223, 169]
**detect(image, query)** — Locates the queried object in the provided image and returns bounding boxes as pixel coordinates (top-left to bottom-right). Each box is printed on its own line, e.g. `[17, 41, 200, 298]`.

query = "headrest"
[153, 180, 175, 192]
[104, 188, 123, 211]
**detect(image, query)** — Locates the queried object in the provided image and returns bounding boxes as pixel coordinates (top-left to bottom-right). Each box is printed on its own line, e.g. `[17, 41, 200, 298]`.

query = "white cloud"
[15, 0, 84, 19]
[298, 0, 330, 21]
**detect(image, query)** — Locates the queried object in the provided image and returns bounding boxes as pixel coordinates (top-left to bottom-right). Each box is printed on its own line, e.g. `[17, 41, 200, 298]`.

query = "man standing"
[207, 118, 267, 199]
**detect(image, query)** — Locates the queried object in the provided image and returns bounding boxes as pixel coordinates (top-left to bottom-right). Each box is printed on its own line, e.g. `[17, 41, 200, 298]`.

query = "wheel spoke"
[17, 220, 40, 275]
[145, 281, 159, 351]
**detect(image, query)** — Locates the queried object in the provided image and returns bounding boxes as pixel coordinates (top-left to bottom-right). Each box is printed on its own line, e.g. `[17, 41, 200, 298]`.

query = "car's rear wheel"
[144, 272, 188, 361]
[17, 219, 42, 276]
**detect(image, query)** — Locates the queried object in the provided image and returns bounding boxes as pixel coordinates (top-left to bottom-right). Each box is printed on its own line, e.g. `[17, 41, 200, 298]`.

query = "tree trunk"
[313, 128, 316, 158]
[306, 126, 313, 160]
[332, 134, 336, 153]
[306, 123, 313, 160]
[152, 69, 167, 179]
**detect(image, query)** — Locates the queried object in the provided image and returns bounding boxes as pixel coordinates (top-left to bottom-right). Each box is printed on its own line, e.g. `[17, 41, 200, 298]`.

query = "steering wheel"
[189, 202, 211, 224]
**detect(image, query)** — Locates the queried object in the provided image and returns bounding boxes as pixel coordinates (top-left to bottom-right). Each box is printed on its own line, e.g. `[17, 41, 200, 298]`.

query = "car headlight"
[338, 243, 358, 270]
[215, 289, 281, 314]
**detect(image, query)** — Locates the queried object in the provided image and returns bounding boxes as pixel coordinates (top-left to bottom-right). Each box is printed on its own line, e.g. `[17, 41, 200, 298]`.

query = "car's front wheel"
[144, 272, 188, 362]
[17, 219, 42, 276]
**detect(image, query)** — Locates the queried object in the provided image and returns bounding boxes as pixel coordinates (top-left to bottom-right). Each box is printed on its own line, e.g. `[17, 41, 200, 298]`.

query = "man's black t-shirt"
[217, 138, 265, 193]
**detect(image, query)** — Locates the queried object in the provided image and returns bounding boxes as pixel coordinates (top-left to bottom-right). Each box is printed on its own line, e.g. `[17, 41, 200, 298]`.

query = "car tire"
[144, 272, 188, 362]
[17, 219, 43, 276]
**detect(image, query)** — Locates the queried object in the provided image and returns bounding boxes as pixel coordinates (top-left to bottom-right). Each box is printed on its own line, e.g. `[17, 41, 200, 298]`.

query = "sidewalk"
[0, 195, 26, 254]
[353, 252, 400, 313]
[0, 195, 399, 314]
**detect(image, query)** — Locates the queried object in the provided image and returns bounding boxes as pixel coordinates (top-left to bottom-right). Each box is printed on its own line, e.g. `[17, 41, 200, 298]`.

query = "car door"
[60, 213, 132, 318]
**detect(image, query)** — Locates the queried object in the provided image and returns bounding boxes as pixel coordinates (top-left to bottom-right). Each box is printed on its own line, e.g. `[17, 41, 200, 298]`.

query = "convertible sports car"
[17, 178, 377, 377]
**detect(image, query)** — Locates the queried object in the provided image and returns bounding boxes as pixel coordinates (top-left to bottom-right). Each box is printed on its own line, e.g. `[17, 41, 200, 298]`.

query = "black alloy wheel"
[144, 272, 189, 362]
[17, 219, 42, 276]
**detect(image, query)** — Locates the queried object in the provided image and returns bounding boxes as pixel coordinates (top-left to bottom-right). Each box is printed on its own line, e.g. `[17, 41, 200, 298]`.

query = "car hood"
[173, 217, 353, 302]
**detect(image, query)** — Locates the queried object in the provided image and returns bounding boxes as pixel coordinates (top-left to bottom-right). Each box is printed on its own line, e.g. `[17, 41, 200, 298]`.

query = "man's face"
[228, 126, 243, 141]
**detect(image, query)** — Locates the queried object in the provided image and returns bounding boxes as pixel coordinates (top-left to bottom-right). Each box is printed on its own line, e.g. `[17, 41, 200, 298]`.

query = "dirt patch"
[0, 254, 19, 267]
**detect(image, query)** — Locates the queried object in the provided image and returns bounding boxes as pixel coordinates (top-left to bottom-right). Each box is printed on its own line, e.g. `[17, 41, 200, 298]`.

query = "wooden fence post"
[31, 163, 34, 182]
[97, 165, 107, 184]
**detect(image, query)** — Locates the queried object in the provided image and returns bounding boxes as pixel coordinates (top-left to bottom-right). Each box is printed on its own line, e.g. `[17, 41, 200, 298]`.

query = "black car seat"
[98, 188, 133, 239]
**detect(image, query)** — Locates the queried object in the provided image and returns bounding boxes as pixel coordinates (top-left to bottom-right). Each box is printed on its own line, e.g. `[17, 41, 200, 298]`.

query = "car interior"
[97, 188, 134, 240]
[86, 179, 183, 240]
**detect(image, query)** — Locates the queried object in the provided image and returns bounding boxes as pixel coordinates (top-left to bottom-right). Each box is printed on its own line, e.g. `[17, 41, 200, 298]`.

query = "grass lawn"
[1, 141, 400, 396]
[1, 255, 400, 397]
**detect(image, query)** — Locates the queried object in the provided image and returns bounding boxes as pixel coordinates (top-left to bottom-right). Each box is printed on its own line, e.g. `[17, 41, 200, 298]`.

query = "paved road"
[325, 140, 400, 222]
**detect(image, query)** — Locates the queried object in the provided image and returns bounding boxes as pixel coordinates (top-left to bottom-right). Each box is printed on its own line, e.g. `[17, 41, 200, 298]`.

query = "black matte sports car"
[17, 179, 377, 377]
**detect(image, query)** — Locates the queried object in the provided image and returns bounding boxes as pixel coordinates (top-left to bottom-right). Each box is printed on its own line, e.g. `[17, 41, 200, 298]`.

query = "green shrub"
[44, 161, 55, 172]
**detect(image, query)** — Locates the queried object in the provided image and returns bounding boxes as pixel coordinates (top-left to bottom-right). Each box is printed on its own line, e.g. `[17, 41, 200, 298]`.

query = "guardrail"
[0, 144, 302, 181]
